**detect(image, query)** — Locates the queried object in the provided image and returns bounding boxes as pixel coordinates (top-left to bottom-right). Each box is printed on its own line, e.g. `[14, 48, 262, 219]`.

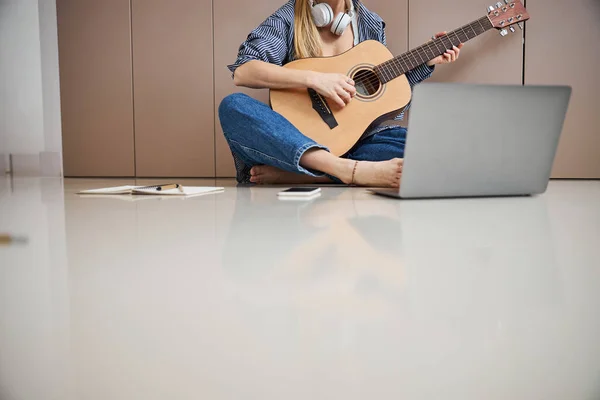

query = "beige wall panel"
[57, 0, 135, 177]
[409, 0, 523, 85]
[214, 1, 285, 177]
[361, 0, 409, 58]
[132, 0, 214, 177]
[525, 0, 600, 178]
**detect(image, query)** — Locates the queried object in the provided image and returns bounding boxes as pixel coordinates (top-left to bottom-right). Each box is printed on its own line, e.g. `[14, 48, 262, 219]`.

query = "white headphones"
[310, 0, 359, 44]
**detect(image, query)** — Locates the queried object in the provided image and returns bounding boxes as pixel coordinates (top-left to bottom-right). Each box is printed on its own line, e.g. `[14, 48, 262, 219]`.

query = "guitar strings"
[382, 17, 491, 76]
[377, 16, 491, 79]
[351, 17, 492, 89]
[354, 32, 470, 88]
[373, 19, 488, 86]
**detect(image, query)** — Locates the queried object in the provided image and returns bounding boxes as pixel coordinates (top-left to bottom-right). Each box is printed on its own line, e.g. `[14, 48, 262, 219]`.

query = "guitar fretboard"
[376, 16, 494, 83]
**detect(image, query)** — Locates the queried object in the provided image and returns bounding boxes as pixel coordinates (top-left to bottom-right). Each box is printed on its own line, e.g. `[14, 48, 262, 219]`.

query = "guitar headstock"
[487, 1, 530, 36]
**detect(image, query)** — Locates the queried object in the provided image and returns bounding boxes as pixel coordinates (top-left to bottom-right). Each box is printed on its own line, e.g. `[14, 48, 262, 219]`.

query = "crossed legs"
[219, 93, 406, 188]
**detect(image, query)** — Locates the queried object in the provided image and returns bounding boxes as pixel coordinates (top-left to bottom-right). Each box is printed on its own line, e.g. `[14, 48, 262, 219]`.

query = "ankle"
[335, 158, 357, 184]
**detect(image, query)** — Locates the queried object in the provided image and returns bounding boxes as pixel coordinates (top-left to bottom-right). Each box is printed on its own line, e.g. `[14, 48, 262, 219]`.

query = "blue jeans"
[218, 93, 407, 183]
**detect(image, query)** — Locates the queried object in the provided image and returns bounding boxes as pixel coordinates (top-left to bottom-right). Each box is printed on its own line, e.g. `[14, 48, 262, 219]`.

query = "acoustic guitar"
[270, 1, 530, 156]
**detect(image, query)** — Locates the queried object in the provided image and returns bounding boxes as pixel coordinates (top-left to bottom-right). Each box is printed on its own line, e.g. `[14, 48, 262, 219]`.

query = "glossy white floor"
[1, 177, 599, 400]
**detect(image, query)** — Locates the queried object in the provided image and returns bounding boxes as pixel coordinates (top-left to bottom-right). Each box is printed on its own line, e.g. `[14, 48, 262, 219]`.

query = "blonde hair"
[294, 0, 352, 59]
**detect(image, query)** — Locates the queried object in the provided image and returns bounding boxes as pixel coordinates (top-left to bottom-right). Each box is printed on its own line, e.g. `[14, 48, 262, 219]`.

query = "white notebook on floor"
[77, 184, 224, 197]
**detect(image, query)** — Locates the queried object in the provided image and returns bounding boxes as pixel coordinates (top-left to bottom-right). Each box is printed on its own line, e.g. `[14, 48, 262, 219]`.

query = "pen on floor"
[156, 183, 183, 192]
[0, 234, 29, 245]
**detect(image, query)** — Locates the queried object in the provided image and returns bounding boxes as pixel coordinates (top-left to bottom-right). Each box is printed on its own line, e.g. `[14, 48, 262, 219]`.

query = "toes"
[250, 172, 262, 183]
[250, 166, 264, 176]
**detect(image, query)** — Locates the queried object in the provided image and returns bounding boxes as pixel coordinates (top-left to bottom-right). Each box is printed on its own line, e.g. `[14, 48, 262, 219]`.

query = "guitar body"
[269, 40, 412, 156]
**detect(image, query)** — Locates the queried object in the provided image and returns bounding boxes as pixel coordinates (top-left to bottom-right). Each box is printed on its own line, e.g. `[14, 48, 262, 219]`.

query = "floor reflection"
[0, 178, 599, 400]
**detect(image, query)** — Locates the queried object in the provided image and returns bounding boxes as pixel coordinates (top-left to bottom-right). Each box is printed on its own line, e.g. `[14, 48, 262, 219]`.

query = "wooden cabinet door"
[525, 0, 600, 178]
[132, 0, 215, 177]
[57, 0, 135, 177]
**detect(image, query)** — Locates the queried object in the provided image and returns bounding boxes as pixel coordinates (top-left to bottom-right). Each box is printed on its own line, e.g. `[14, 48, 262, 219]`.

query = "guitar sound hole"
[353, 69, 381, 97]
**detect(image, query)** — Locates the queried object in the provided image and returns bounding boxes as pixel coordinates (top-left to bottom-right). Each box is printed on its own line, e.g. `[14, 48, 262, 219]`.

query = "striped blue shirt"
[227, 0, 435, 136]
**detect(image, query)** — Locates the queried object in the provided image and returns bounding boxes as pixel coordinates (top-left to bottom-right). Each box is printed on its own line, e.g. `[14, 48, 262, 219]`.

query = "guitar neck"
[376, 16, 494, 83]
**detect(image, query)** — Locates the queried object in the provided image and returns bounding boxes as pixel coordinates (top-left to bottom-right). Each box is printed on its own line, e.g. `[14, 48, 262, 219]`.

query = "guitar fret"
[391, 62, 399, 80]
[423, 47, 433, 61]
[476, 18, 486, 33]
[424, 43, 436, 60]
[390, 63, 399, 79]
[431, 39, 444, 54]
[413, 49, 425, 65]
[376, 64, 384, 82]
[377, 64, 386, 82]
[442, 36, 453, 50]
[483, 17, 490, 29]
[389, 60, 401, 78]
[383, 65, 392, 82]
[452, 31, 462, 45]
[395, 60, 404, 75]
[396, 59, 406, 76]
[454, 30, 464, 43]
[465, 24, 475, 39]
[463, 25, 472, 39]
[399, 57, 410, 74]
[379, 62, 388, 81]
[413, 52, 423, 67]
[394, 58, 404, 75]
[382, 62, 392, 80]
[380, 65, 390, 82]
[380, 65, 388, 83]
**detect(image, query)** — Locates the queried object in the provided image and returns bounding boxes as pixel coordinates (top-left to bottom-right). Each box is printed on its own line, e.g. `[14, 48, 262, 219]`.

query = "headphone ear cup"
[330, 12, 352, 36]
[311, 3, 334, 27]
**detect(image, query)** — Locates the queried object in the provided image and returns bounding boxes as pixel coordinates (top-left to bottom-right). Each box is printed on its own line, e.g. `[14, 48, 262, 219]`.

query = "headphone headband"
[310, 0, 354, 14]
[309, 0, 359, 45]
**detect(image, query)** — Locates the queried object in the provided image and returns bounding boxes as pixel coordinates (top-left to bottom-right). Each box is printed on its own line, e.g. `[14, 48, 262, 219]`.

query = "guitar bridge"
[308, 88, 338, 130]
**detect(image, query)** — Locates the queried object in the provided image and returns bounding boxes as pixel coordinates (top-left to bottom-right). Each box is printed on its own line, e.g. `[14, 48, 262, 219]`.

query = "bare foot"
[342, 158, 403, 188]
[250, 165, 332, 184]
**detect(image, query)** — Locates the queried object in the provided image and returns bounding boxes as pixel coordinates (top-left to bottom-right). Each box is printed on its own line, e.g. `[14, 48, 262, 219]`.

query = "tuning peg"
[495, 2, 503, 8]
[487, 5, 495, 12]
[509, 26, 516, 33]
[499, 29, 509, 36]
[517, 22, 524, 30]
[504, 0, 510, 3]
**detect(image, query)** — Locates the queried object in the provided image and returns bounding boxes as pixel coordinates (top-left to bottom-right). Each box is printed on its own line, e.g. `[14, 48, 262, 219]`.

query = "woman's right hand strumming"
[307, 72, 356, 108]
[233, 61, 356, 108]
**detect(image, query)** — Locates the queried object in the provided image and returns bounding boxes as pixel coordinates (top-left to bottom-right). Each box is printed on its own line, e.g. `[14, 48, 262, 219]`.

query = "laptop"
[370, 83, 572, 199]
